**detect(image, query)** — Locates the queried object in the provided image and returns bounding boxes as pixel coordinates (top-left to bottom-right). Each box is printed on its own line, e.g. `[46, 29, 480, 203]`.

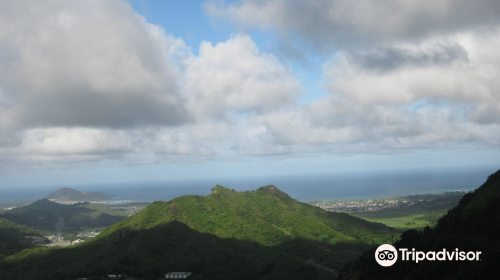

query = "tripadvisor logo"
[375, 244, 482, 267]
[375, 244, 398, 267]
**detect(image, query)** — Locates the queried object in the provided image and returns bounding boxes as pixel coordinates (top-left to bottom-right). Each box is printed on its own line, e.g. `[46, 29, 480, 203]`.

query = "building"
[165, 272, 192, 279]
[72, 239, 84, 245]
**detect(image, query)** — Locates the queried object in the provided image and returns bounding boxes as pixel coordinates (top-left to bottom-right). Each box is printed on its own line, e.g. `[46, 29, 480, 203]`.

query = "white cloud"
[207, 0, 500, 49]
[0, 0, 304, 169]
[324, 31, 500, 109]
[0, 0, 189, 130]
[1, 0, 500, 172]
[183, 34, 301, 118]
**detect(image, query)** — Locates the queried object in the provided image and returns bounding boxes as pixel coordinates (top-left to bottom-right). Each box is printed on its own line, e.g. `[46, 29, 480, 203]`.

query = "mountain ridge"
[98, 184, 394, 246]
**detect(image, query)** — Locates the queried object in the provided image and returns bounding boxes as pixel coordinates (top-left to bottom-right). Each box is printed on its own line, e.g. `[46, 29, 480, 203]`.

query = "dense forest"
[339, 170, 500, 279]
[100, 185, 394, 246]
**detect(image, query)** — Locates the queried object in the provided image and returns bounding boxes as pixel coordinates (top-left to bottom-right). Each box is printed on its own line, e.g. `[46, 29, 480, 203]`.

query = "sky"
[0, 0, 499, 188]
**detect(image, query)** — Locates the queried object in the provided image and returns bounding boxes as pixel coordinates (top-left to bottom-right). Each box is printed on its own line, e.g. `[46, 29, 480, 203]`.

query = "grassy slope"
[347, 193, 463, 230]
[101, 185, 394, 246]
[338, 170, 500, 280]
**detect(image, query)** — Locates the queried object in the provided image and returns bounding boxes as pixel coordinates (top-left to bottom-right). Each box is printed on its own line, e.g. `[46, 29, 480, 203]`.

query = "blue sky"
[128, 0, 231, 50]
[0, 0, 499, 189]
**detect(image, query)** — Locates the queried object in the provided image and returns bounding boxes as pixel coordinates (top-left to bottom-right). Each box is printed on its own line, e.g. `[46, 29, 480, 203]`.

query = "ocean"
[1, 165, 497, 204]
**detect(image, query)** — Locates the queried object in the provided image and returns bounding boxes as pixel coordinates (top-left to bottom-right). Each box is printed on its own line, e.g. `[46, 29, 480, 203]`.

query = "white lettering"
[399, 248, 408, 261]
[437, 249, 446, 261]
[383, 247, 482, 264]
[446, 251, 454, 260]
[416, 252, 425, 263]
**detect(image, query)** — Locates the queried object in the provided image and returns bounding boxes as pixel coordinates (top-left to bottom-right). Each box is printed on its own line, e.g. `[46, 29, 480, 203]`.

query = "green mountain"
[338, 169, 500, 280]
[46, 187, 111, 201]
[101, 185, 394, 246]
[0, 218, 48, 259]
[1, 199, 127, 234]
[0, 185, 395, 279]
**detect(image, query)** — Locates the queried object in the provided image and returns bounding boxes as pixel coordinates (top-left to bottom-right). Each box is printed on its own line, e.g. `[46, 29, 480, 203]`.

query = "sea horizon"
[1, 164, 497, 204]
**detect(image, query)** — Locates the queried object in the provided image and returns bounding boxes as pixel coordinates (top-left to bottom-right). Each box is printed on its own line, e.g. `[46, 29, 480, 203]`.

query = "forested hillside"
[339, 170, 500, 280]
[0, 199, 127, 234]
[0, 218, 48, 259]
[101, 185, 394, 246]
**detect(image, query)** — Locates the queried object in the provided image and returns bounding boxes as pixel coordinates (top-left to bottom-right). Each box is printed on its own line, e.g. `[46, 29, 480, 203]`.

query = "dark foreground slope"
[0, 185, 395, 279]
[338, 170, 500, 280]
[0, 199, 126, 234]
[0, 221, 336, 280]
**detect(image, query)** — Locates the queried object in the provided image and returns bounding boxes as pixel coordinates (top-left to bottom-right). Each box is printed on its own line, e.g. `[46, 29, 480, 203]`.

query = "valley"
[309, 191, 467, 230]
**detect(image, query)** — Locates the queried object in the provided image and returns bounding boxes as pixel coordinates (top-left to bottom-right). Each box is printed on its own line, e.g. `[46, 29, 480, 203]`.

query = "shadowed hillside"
[0, 218, 48, 259]
[338, 170, 500, 280]
[0, 199, 127, 234]
[0, 221, 342, 280]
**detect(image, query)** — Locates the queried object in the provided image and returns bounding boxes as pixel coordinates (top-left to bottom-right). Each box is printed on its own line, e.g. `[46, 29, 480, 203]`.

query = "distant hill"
[338, 170, 500, 279]
[0, 185, 395, 279]
[0, 218, 48, 259]
[1, 199, 127, 234]
[45, 187, 111, 202]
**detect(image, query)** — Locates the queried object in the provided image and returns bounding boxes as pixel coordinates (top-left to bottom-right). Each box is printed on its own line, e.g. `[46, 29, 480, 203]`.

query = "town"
[307, 190, 470, 212]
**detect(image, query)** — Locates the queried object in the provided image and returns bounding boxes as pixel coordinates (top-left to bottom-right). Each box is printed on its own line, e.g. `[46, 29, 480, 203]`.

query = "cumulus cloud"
[183, 34, 301, 118]
[0, 0, 189, 130]
[0, 0, 305, 169]
[2, 0, 500, 171]
[207, 0, 500, 50]
[204, 0, 500, 154]
[324, 32, 500, 107]
[251, 30, 500, 151]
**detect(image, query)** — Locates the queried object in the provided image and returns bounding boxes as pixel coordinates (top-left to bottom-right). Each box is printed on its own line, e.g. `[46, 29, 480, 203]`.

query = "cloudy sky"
[1, 0, 499, 188]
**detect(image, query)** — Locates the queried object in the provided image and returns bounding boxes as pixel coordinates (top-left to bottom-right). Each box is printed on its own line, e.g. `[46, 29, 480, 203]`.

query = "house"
[165, 272, 192, 279]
